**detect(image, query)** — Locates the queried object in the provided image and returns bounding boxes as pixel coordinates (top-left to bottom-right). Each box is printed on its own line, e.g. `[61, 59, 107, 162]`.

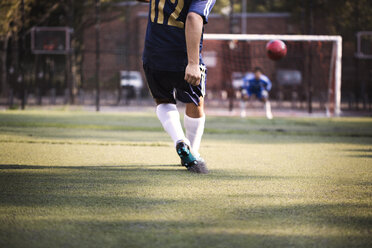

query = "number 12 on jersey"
[151, 0, 185, 28]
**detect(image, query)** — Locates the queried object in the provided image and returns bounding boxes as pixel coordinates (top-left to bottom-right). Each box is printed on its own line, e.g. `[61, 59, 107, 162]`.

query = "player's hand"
[184, 63, 201, 86]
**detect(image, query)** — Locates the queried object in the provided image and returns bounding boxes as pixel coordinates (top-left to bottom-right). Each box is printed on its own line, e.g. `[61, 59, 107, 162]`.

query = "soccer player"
[240, 67, 273, 119]
[142, 0, 215, 173]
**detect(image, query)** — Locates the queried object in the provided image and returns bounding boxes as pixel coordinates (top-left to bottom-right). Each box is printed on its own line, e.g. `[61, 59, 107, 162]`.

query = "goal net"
[203, 34, 342, 116]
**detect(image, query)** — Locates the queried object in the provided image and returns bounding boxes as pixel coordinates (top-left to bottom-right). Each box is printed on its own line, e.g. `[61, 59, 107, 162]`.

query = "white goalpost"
[204, 34, 343, 116]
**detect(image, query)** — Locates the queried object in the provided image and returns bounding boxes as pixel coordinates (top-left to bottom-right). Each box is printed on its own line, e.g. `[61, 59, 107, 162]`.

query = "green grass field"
[0, 109, 371, 248]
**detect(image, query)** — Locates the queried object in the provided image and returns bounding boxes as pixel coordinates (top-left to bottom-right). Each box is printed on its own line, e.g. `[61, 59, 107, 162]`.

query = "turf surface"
[0, 109, 371, 248]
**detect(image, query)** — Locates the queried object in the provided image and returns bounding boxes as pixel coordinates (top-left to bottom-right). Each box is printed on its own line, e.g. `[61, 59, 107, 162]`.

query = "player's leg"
[175, 65, 208, 173]
[240, 98, 247, 118]
[240, 88, 251, 118]
[143, 65, 189, 148]
[156, 100, 189, 147]
[156, 101, 201, 170]
[155, 99, 202, 170]
[260, 90, 273, 119]
[265, 100, 273, 119]
[179, 66, 206, 158]
[184, 97, 205, 158]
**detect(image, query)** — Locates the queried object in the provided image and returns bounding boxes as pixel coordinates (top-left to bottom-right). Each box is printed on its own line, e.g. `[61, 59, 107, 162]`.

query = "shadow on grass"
[348, 154, 372, 158]
[0, 164, 180, 170]
[2, 220, 371, 248]
[0, 164, 303, 181]
[1, 164, 371, 248]
[344, 148, 372, 153]
[344, 148, 372, 158]
[1, 211, 371, 248]
[233, 203, 372, 229]
[0, 163, 307, 210]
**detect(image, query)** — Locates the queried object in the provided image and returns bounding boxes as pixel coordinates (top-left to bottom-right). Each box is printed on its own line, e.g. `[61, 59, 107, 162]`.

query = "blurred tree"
[0, 0, 130, 100]
[0, 0, 62, 97]
[211, 0, 231, 14]
[0, 0, 21, 96]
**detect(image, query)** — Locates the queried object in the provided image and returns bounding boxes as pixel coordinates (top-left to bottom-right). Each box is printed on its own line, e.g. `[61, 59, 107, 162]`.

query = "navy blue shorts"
[143, 64, 206, 106]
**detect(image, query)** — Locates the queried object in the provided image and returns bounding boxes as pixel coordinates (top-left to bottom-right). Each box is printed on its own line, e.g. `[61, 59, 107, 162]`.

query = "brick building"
[82, 6, 295, 94]
[83, 6, 359, 110]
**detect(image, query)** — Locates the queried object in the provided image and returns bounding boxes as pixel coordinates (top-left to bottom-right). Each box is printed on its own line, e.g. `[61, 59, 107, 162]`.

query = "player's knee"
[261, 90, 269, 99]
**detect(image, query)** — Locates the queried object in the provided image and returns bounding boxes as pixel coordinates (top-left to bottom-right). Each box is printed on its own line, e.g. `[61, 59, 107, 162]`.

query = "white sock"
[156, 104, 187, 147]
[240, 100, 246, 118]
[184, 114, 205, 157]
[265, 101, 273, 119]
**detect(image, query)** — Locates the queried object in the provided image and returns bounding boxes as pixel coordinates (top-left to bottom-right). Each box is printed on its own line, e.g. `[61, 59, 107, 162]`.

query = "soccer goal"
[355, 31, 372, 59]
[203, 34, 342, 116]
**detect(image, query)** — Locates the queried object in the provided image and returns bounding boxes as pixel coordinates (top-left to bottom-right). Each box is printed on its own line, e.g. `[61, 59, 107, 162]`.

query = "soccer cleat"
[176, 141, 209, 174]
[176, 141, 197, 167]
[187, 157, 209, 174]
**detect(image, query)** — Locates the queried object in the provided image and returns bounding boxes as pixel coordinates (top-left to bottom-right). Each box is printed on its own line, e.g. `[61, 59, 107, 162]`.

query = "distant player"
[240, 67, 273, 119]
[142, 0, 215, 173]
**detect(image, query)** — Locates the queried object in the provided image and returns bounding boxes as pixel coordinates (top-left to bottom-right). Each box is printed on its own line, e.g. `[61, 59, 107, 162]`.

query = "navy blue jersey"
[142, 0, 215, 71]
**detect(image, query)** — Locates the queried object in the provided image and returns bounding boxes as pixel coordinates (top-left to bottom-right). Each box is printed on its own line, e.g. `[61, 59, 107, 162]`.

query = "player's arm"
[184, 12, 203, 86]
[265, 78, 272, 91]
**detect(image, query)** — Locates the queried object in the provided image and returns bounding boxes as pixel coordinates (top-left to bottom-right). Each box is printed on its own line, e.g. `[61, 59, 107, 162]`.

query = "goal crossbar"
[204, 34, 343, 116]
